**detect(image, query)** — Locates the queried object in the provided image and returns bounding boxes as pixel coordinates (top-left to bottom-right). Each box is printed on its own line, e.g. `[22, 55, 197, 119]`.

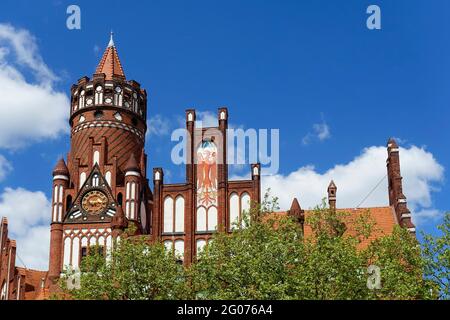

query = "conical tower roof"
[95, 32, 126, 80]
[124, 153, 140, 172]
[53, 158, 69, 176]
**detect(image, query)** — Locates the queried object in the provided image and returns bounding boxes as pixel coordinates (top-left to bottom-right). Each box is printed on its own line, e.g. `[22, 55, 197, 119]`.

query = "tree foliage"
[57, 193, 449, 300]
[422, 212, 450, 299]
[59, 229, 188, 300]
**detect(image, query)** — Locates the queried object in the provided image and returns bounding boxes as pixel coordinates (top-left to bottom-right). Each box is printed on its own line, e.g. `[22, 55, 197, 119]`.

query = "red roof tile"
[95, 35, 126, 80]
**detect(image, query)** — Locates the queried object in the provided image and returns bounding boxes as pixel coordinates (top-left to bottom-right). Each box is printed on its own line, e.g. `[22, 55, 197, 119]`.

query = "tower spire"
[95, 32, 125, 80]
[108, 31, 114, 47]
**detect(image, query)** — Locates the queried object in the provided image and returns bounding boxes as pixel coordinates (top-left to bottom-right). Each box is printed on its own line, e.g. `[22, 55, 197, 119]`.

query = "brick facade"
[0, 36, 415, 300]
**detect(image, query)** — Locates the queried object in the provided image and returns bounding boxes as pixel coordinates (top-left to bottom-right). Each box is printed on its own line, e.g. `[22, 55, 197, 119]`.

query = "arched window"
[93, 151, 100, 165]
[117, 193, 123, 206]
[207, 207, 218, 231]
[78, 90, 85, 109]
[66, 195, 72, 212]
[196, 239, 207, 255]
[174, 240, 184, 262]
[163, 196, 185, 233]
[163, 197, 174, 233]
[92, 174, 99, 187]
[71, 237, 80, 269]
[105, 171, 111, 186]
[175, 196, 185, 233]
[229, 193, 239, 230]
[95, 86, 103, 105]
[196, 207, 207, 232]
[63, 237, 72, 269]
[241, 193, 251, 228]
[114, 87, 123, 106]
[79, 172, 86, 189]
[163, 240, 173, 252]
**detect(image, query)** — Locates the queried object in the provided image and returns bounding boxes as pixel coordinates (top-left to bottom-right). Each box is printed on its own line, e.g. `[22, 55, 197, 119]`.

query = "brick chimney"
[327, 180, 337, 212]
[386, 138, 416, 233]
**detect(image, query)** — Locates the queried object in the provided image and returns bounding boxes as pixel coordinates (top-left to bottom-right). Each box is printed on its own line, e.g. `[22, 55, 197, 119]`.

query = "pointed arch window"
[105, 171, 111, 186]
[163, 195, 185, 233]
[93, 151, 100, 165]
[79, 172, 86, 189]
[229, 192, 251, 230]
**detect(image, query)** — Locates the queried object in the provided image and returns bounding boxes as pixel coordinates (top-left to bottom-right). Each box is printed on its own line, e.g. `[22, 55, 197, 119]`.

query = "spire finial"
[108, 30, 114, 47]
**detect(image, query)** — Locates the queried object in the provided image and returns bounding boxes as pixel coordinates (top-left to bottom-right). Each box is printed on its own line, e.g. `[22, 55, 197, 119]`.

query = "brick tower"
[48, 34, 152, 280]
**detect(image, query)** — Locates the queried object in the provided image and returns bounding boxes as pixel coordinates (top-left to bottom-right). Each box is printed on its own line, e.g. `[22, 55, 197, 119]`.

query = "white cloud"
[196, 111, 218, 127]
[254, 145, 444, 226]
[314, 122, 331, 141]
[147, 114, 171, 137]
[0, 187, 51, 270]
[0, 23, 69, 150]
[93, 44, 101, 56]
[302, 116, 331, 145]
[0, 154, 12, 181]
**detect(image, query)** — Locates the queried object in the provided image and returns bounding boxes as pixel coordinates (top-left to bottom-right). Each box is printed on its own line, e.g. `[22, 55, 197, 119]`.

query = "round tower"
[68, 33, 147, 185]
[47, 34, 153, 281]
[49, 158, 69, 280]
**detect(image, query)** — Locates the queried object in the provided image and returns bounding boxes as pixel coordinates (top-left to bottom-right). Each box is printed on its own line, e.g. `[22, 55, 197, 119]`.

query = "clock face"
[81, 190, 108, 215]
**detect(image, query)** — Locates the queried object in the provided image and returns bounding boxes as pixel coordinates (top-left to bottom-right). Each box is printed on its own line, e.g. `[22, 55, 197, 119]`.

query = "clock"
[81, 190, 108, 215]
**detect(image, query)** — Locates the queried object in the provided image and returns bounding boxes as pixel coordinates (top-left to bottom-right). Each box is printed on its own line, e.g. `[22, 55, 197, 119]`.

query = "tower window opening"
[94, 110, 104, 119]
[117, 193, 123, 206]
[66, 195, 72, 211]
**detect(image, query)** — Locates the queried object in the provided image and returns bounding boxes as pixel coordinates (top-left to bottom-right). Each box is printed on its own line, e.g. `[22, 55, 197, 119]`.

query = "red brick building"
[0, 36, 415, 300]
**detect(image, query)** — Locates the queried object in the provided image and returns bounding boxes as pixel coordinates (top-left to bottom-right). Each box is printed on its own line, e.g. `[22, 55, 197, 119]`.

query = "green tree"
[422, 212, 450, 299]
[365, 226, 436, 300]
[292, 202, 371, 300]
[189, 192, 304, 300]
[54, 192, 444, 300]
[59, 230, 189, 300]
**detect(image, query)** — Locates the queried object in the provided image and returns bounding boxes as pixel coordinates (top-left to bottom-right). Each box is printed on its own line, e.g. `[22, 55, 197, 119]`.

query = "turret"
[124, 153, 141, 222]
[327, 180, 337, 212]
[49, 158, 69, 280]
[288, 198, 305, 225]
[151, 168, 164, 240]
[251, 163, 261, 205]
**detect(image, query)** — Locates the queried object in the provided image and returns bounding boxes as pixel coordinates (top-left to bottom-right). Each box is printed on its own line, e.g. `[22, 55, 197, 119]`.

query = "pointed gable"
[65, 165, 118, 224]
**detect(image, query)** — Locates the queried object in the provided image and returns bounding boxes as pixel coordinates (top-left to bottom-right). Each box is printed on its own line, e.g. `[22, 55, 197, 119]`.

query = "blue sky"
[0, 0, 448, 269]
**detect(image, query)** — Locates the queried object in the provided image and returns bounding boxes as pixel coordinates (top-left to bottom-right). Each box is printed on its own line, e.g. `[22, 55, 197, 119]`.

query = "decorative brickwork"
[0, 36, 414, 300]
